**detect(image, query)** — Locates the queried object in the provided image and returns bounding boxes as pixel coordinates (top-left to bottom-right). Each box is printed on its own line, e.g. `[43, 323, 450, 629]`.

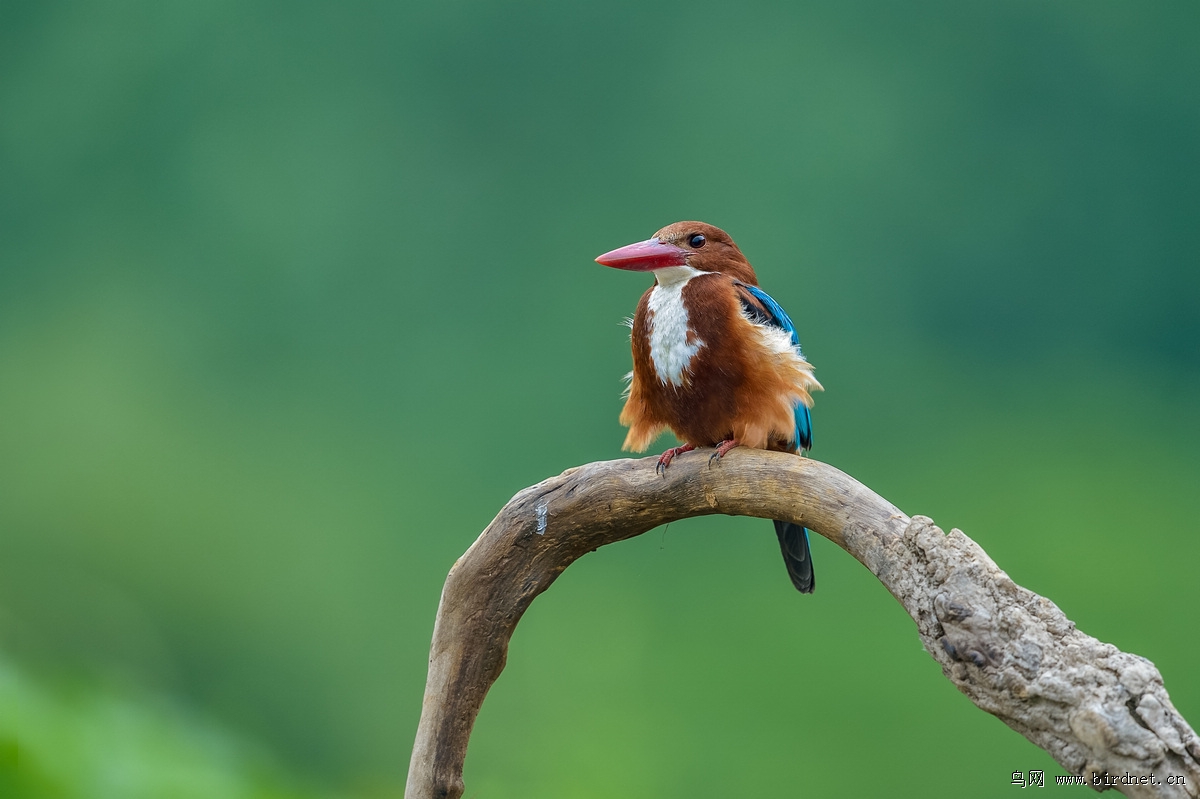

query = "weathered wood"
[405, 449, 1199, 798]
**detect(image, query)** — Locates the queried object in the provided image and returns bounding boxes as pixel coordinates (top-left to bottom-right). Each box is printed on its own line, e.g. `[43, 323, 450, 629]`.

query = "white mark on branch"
[535, 501, 548, 535]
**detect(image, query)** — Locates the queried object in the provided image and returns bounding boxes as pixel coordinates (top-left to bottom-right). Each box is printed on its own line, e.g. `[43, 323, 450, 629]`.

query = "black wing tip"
[773, 520, 815, 594]
[788, 563, 815, 594]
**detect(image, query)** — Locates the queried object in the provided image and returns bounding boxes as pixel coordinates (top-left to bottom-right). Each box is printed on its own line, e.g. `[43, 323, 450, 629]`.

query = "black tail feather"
[773, 520, 815, 594]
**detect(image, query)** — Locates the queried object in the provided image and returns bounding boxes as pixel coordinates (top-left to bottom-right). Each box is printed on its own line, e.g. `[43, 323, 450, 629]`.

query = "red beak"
[595, 238, 688, 271]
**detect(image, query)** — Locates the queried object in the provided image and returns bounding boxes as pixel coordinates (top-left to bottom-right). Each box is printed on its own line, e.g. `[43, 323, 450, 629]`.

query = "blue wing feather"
[794, 402, 812, 452]
[740, 283, 813, 452]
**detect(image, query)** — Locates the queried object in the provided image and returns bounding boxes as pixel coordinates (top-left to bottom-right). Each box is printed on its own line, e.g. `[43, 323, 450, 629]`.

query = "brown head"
[595, 221, 759, 285]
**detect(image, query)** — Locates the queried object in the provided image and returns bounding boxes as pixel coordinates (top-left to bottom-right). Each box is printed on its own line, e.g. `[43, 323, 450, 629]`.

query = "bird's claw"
[655, 444, 696, 477]
[707, 439, 741, 468]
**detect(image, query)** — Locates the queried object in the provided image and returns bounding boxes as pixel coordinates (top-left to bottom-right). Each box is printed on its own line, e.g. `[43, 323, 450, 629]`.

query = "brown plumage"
[596, 221, 823, 593]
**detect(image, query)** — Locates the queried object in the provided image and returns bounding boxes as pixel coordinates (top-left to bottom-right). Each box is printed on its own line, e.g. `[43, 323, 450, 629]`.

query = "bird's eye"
[689, 234, 706, 248]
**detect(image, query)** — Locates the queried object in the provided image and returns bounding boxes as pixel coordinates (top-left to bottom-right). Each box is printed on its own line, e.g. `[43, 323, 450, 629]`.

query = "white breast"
[647, 266, 705, 386]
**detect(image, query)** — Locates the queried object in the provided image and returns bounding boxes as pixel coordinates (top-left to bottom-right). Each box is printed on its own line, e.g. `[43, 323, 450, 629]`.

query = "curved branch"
[405, 450, 1199, 799]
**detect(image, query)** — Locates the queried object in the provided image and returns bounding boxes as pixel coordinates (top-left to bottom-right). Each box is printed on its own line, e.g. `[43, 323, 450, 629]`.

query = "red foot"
[656, 444, 696, 476]
[708, 438, 741, 467]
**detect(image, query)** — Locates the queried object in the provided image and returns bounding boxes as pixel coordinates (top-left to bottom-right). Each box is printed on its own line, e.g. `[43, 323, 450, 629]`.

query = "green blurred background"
[2, 2, 1197, 797]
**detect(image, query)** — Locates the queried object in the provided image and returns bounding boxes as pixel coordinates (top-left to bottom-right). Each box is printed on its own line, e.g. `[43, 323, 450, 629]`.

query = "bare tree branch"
[405, 450, 1199, 799]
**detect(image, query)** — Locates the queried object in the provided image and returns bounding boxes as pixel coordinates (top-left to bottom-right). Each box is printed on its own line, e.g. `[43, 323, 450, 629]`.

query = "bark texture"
[405, 450, 1198, 798]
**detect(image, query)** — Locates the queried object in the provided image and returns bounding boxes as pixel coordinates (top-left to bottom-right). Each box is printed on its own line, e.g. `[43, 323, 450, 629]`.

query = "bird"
[595, 221, 823, 593]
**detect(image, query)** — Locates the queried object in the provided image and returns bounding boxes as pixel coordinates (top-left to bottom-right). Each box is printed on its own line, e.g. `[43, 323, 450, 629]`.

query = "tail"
[773, 520, 815, 594]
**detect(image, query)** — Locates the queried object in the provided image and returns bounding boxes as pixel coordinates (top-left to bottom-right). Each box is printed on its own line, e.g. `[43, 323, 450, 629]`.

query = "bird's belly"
[645, 324, 818, 451]
[655, 385, 737, 447]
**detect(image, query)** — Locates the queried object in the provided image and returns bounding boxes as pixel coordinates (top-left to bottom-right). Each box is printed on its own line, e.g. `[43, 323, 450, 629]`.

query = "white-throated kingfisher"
[596, 221, 823, 593]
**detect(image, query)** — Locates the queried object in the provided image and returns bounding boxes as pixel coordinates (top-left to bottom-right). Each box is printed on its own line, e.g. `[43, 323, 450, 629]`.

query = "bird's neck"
[653, 265, 705, 287]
